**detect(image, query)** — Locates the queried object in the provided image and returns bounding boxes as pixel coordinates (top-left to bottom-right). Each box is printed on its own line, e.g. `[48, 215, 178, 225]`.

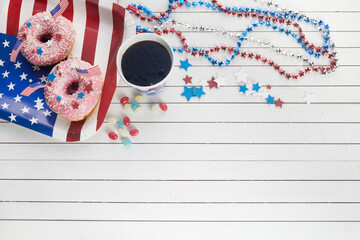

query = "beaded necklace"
[127, 0, 338, 79]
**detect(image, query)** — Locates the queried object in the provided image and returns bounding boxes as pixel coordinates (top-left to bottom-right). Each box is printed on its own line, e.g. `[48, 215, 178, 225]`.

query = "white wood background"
[1, 0, 360, 239]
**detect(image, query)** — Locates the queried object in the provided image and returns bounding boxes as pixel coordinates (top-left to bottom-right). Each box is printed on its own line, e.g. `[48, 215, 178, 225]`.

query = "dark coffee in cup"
[121, 40, 172, 87]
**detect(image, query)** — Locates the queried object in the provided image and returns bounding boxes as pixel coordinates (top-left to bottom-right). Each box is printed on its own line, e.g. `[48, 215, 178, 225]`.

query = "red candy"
[120, 96, 129, 105]
[159, 102, 168, 112]
[129, 129, 139, 137]
[108, 132, 118, 140]
[123, 116, 131, 126]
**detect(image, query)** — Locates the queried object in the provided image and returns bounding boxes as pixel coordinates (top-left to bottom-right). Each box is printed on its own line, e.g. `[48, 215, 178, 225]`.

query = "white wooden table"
[1, 0, 360, 239]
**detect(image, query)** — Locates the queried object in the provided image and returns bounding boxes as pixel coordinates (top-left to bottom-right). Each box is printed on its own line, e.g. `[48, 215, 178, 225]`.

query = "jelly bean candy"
[124, 103, 132, 113]
[129, 128, 139, 137]
[108, 117, 117, 125]
[131, 101, 139, 110]
[123, 139, 132, 147]
[120, 96, 129, 105]
[118, 128, 128, 138]
[118, 119, 124, 129]
[159, 102, 168, 112]
[151, 104, 160, 114]
[123, 116, 131, 126]
[134, 106, 143, 114]
[135, 95, 145, 102]
[108, 132, 118, 140]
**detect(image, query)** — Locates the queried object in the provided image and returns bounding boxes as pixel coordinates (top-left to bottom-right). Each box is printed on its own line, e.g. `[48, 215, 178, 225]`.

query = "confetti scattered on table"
[179, 59, 192, 71]
[183, 75, 193, 84]
[181, 86, 206, 101]
[302, 91, 315, 105]
[207, 76, 218, 89]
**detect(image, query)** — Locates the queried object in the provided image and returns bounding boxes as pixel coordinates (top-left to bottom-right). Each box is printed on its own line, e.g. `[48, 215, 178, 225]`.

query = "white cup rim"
[116, 33, 175, 92]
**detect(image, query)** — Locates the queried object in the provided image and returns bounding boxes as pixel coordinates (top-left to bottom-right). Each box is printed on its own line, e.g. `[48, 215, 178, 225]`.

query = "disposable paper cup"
[116, 33, 175, 95]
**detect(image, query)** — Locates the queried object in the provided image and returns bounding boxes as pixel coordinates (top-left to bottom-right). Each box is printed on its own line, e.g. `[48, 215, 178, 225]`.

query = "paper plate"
[0, 0, 136, 142]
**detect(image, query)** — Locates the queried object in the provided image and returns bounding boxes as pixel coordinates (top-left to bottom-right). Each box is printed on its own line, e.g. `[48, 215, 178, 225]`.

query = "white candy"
[124, 103, 132, 113]
[134, 106, 143, 114]
[108, 117, 117, 125]
[118, 128, 128, 138]
[151, 104, 160, 114]
[135, 95, 145, 102]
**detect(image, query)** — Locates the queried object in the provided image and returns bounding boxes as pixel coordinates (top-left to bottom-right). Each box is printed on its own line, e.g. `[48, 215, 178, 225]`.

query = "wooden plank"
[120, 0, 360, 12]
[0, 180, 359, 202]
[0, 161, 359, 180]
[1, 202, 360, 221]
[0, 143, 359, 160]
[0, 221, 359, 240]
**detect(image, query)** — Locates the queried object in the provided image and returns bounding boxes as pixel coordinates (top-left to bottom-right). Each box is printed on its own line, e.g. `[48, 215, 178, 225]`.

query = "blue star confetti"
[181, 86, 206, 101]
[77, 92, 85, 99]
[36, 48, 43, 55]
[194, 86, 206, 99]
[239, 84, 249, 94]
[252, 83, 261, 92]
[266, 95, 275, 104]
[179, 59, 192, 71]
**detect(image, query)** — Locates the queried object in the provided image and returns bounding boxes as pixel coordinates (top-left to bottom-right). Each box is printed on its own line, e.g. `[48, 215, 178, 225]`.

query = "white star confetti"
[7, 82, 15, 91]
[302, 91, 315, 105]
[214, 74, 226, 87]
[234, 69, 251, 83]
[29, 117, 38, 125]
[14, 61, 22, 69]
[198, 78, 209, 87]
[21, 106, 30, 114]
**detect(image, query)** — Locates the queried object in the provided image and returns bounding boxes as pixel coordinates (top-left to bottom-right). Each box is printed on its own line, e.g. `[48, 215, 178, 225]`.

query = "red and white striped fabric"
[0, 0, 135, 142]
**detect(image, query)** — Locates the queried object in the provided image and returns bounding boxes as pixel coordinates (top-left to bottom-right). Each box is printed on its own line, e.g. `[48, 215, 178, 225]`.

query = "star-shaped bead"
[183, 75, 192, 84]
[0, 59, 4, 66]
[265, 95, 275, 104]
[37, 48, 43, 55]
[2, 70, 10, 78]
[275, 98, 284, 108]
[207, 77, 218, 89]
[7, 82, 15, 91]
[179, 59, 192, 71]
[34, 97, 44, 111]
[72, 101, 79, 109]
[84, 82, 93, 94]
[48, 72, 56, 82]
[239, 84, 249, 94]
[56, 96, 62, 101]
[194, 86, 206, 99]
[9, 113, 16, 122]
[32, 65, 40, 71]
[39, 75, 47, 83]
[29, 117, 38, 125]
[14, 61, 22, 69]
[46, 40, 53, 47]
[20, 72, 27, 80]
[55, 34, 62, 41]
[43, 109, 52, 117]
[214, 75, 226, 87]
[234, 69, 250, 83]
[21, 106, 30, 114]
[2, 102, 9, 109]
[2, 40, 9, 48]
[181, 86, 195, 101]
[77, 92, 85, 99]
[26, 22, 32, 27]
[14, 94, 22, 103]
[252, 83, 261, 92]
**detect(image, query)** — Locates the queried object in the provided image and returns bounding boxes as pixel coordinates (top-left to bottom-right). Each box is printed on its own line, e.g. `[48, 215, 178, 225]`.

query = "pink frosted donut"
[44, 59, 104, 121]
[17, 12, 75, 66]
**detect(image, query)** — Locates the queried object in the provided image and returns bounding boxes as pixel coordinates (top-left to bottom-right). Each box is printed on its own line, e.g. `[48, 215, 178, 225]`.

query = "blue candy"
[123, 139, 132, 147]
[118, 119, 124, 129]
[131, 101, 139, 110]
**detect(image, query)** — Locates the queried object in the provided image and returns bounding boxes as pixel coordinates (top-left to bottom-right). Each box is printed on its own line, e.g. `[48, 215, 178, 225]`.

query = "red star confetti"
[275, 98, 284, 108]
[266, 84, 272, 90]
[207, 77, 218, 89]
[183, 75, 193, 85]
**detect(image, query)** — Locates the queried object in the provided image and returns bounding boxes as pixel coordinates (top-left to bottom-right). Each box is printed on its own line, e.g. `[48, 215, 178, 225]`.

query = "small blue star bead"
[181, 86, 195, 101]
[77, 92, 85, 99]
[48, 72, 56, 82]
[26, 22, 32, 27]
[266, 95, 275, 104]
[37, 48, 43, 55]
[194, 86, 206, 99]
[179, 59, 192, 71]
[239, 84, 249, 94]
[56, 96, 61, 101]
[252, 83, 261, 92]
